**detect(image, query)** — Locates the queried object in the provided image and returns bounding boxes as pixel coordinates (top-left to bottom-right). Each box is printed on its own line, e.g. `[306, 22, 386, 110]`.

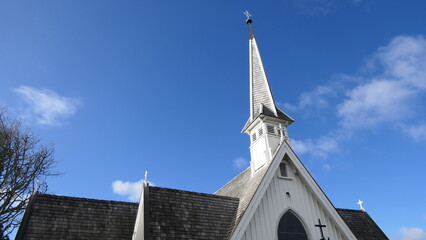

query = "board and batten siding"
[240, 160, 348, 240]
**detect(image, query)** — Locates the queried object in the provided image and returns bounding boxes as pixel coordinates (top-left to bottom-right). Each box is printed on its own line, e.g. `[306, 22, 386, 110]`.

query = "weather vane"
[243, 11, 252, 24]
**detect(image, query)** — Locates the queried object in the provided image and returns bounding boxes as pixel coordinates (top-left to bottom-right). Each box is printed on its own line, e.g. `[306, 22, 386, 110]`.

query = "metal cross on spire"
[243, 11, 252, 24]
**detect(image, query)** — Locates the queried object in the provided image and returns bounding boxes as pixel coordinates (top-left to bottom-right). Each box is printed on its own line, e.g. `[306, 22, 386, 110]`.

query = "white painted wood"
[248, 120, 286, 175]
[230, 143, 357, 240]
[132, 185, 145, 240]
[240, 162, 348, 240]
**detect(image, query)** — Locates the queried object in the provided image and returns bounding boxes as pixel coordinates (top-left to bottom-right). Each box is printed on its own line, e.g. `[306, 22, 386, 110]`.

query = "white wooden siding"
[240, 160, 349, 240]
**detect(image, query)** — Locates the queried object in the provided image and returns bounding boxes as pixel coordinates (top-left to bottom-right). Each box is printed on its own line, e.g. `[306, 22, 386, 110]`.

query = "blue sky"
[1, 0, 425, 239]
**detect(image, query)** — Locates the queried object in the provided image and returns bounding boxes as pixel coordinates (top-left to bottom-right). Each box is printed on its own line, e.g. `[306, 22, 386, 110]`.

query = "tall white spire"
[242, 13, 294, 133]
[248, 23, 277, 121]
[242, 12, 294, 174]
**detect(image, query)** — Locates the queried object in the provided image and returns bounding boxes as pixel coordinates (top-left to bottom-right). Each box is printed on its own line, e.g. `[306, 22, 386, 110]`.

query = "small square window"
[279, 163, 288, 178]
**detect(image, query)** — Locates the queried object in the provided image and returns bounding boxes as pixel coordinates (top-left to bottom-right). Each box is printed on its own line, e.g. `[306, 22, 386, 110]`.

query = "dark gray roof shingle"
[337, 208, 389, 240]
[16, 193, 138, 240]
[15, 190, 387, 240]
[214, 166, 268, 236]
[148, 186, 239, 240]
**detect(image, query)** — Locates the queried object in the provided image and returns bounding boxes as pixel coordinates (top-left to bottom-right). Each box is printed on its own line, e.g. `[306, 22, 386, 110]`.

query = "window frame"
[278, 162, 292, 180]
[277, 210, 309, 240]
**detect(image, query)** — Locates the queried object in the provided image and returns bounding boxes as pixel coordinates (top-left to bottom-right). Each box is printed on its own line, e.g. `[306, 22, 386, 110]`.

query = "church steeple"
[242, 12, 294, 174]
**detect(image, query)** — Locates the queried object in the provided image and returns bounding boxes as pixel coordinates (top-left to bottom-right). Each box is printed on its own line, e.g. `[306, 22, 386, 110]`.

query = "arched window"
[278, 211, 308, 240]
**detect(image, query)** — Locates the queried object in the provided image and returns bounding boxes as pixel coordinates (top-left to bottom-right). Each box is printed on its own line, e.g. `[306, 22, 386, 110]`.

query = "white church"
[16, 15, 388, 240]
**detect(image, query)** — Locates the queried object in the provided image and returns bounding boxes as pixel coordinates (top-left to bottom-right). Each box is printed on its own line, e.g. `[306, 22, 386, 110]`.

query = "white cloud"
[291, 137, 339, 158]
[112, 179, 155, 202]
[294, 0, 337, 16]
[403, 124, 426, 141]
[396, 227, 426, 240]
[293, 0, 366, 16]
[233, 157, 249, 169]
[284, 86, 335, 113]
[338, 36, 426, 132]
[290, 35, 426, 159]
[337, 79, 413, 129]
[376, 36, 426, 89]
[13, 86, 81, 126]
[322, 164, 332, 172]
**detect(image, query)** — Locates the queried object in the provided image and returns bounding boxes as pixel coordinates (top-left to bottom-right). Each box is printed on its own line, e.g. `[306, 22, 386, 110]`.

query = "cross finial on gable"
[357, 199, 366, 212]
[144, 171, 149, 185]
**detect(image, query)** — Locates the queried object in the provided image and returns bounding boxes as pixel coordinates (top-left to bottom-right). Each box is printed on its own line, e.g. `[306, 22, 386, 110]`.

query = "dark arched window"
[278, 211, 308, 240]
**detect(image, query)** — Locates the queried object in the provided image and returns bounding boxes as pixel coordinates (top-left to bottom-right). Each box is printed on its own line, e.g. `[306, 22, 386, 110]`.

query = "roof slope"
[337, 208, 389, 240]
[15, 192, 387, 240]
[15, 193, 138, 240]
[148, 186, 239, 239]
[214, 166, 267, 234]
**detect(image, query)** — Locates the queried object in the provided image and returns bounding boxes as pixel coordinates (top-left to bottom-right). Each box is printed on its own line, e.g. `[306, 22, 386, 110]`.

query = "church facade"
[15, 16, 388, 240]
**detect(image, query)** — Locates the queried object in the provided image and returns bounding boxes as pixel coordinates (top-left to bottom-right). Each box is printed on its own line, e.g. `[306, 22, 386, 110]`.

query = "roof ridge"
[36, 193, 139, 205]
[335, 208, 366, 212]
[151, 186, 240, 201]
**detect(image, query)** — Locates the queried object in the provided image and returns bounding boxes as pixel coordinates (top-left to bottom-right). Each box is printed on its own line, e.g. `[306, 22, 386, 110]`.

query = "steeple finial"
[243, 11, 252, 24]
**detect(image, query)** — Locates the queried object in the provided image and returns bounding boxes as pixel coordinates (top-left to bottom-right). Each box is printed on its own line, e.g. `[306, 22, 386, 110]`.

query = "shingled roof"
[15, 193, 138, 240]
[15, 190, 388, 239]
[214, 166, 267, 235]
[147, 186, 239, 239]
[337, 208, 389, 240]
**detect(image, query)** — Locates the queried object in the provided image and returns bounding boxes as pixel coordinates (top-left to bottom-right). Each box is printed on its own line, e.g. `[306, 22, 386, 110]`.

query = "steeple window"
[252, 133, 257, 142]
[258, 127, 264, 136]
[267, 125, 275, 134]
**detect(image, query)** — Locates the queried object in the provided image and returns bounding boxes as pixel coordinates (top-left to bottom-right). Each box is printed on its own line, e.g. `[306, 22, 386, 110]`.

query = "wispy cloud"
[283, 86, 336, 113]
[112, 179, 155, 202]
[294, 0, 338, 16]
[338, 36, 426, 130]
[233, 157, 249, 169]
[322, 164, 332, 172]
[289, 35, 426, 159]
[395, 227, 426, 240]
[403, 124, 426, 141]
[292, 0, 366, 16]
[337, 80, 414, 129]
[13, 86, 81, 126]
[291, 136, 339, 158]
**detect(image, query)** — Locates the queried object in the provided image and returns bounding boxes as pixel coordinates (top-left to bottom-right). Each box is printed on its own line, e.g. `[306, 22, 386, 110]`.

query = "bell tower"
[242, 12, 294, 174]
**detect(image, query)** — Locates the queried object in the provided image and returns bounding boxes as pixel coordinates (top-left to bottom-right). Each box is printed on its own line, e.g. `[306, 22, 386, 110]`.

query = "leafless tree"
[0, 107, 57, 235]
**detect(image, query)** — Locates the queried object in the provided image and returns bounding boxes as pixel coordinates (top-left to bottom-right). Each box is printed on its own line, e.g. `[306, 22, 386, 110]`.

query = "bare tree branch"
[0, 106, 58, 236]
